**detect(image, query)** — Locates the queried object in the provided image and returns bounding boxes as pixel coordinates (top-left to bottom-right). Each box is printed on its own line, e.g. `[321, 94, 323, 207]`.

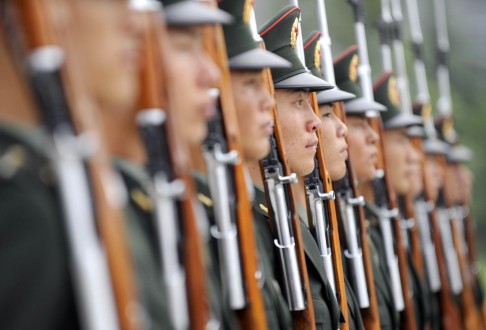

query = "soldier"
[256, 5, 343, 329]
[333, 46, 401, 330]
[303, 30, 365, 330]
[373, 72, 432, 330]
[154, 1, 250, 329]
[193, 0, 295, 328]
[0, 1, 144, 329]
[112, 0, 234, 329]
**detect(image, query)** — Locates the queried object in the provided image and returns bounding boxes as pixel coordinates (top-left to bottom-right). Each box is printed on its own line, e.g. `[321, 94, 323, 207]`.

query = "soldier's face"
[318, 103, 348, 181]
[70, 0, 143, 111]
[346, 115, 378, 183]
[424, 154, 444, 202]
[458, 165, 473, 201]
[383, 128, 421, 195]
[274, 89, 321, 177]
[409, 141, 424, 197]
[230, 70, 274, 162]
[166, 26, 220, 146]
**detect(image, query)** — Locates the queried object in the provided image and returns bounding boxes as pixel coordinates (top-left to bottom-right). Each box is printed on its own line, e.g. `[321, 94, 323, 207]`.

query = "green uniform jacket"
[365, 203, 400, 330]
[254, 186, 342, 330]
[114, 158, 171, 330]
[342, 261, 366, 330]
[297, 205, 362, 330]
[0, 125, 79, 330]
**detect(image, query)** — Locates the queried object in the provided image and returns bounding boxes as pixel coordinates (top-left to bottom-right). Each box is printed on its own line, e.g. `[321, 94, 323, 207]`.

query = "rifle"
[460, 184, 486, 329]
[348, 0, 417, 328]
[333, 104, 381, 330]
[134, 3, 201, 329]
[306, 93, 350, 330]
[420, 154, 462, 330]
[257, 40, 316, 330]
[314, 2, 380, 325]
[404, 0, 443, 295]
[12, 0, 140, 329]
[432, 0, 481, 327]
[287, 1, 350, 325]
[200, 7, 268, 328]
[442, 159, 480, 329]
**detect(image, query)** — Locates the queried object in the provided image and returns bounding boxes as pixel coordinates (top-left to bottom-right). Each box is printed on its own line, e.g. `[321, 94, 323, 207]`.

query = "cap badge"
[388, 76, 400, 107]
[314, 39, 321, 69]
[349, 54, 359, 82]
[290, 17, 299, 49]
[242, 0, 253, 24]
[442, 117, 457, 143]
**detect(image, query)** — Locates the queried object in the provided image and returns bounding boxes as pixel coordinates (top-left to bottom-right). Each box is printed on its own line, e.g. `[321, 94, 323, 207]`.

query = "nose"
[337, 117, 348, 138]
[408, 141, 421, 164]
[261, 82, 275, 112]
[366, 122, 379, 144]
[306, 102, 321, 133]
[125, 4, 145, 39]
[198, 52, 221, 88]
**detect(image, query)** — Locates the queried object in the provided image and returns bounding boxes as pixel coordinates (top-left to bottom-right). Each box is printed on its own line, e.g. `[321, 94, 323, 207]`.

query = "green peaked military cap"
[158, 0, 233, 26]
[334, 45, 386, 114]
[446, 144, 473, 163]
[303, 31, 355, 104]
[434, 115, 458, 145]
[258, 5, 333, 91]
[412, 102, 449, 155]
[373, 71, 422, 129]
[218, 0, 290, 70]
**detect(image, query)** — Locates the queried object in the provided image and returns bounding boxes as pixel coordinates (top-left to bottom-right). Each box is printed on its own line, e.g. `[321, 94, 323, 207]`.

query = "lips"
[305, 139, 319, 149]
[261, 120, 274, 135]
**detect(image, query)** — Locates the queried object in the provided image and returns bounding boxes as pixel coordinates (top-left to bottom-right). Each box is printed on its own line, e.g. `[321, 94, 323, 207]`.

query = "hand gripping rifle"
[134, 3, 206, 329]
[201, 6, 268, 328]
[12, 0, 141, 329]
[347, 1, 417, 328]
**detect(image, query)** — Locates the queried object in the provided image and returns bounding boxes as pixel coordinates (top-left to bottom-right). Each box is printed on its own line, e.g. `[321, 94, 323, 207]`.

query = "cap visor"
[446, 145, 473, 163]
[384, 113, 423, 130]
[274, 72, 333, 91]
[406, 126, 426, 138]
[229, 47, 291, 70]
[316, 88, 355, 105]
[423, 139, 449, 155]
[344, 97, 387, 114]
[165, 1, 233, 26]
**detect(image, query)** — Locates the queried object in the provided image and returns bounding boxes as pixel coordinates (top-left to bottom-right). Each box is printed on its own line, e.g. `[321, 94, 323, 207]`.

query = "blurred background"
[255, 0, 486, 285]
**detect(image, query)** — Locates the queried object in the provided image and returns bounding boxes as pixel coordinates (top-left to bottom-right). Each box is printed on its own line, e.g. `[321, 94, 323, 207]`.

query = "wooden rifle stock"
[201, 5, 268, 328]
[421, 152, 462, 330]
[334, 103, 381, 330]
[309, 93, 349, 330]
[259, 46, 316, 330]
[14, 1, 140, 329]
[457, 168, 486, 329]
[442, 157, 480, 330]
[369, 117, 418, 330]
[138, 9, 211, 329]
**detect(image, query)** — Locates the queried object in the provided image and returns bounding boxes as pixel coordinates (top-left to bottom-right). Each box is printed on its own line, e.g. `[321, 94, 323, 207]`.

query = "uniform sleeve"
[0, 174, 78, 330]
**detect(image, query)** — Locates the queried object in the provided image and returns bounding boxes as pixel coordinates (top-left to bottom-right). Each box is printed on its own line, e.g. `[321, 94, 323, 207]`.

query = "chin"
[186, 125, 207, 147]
